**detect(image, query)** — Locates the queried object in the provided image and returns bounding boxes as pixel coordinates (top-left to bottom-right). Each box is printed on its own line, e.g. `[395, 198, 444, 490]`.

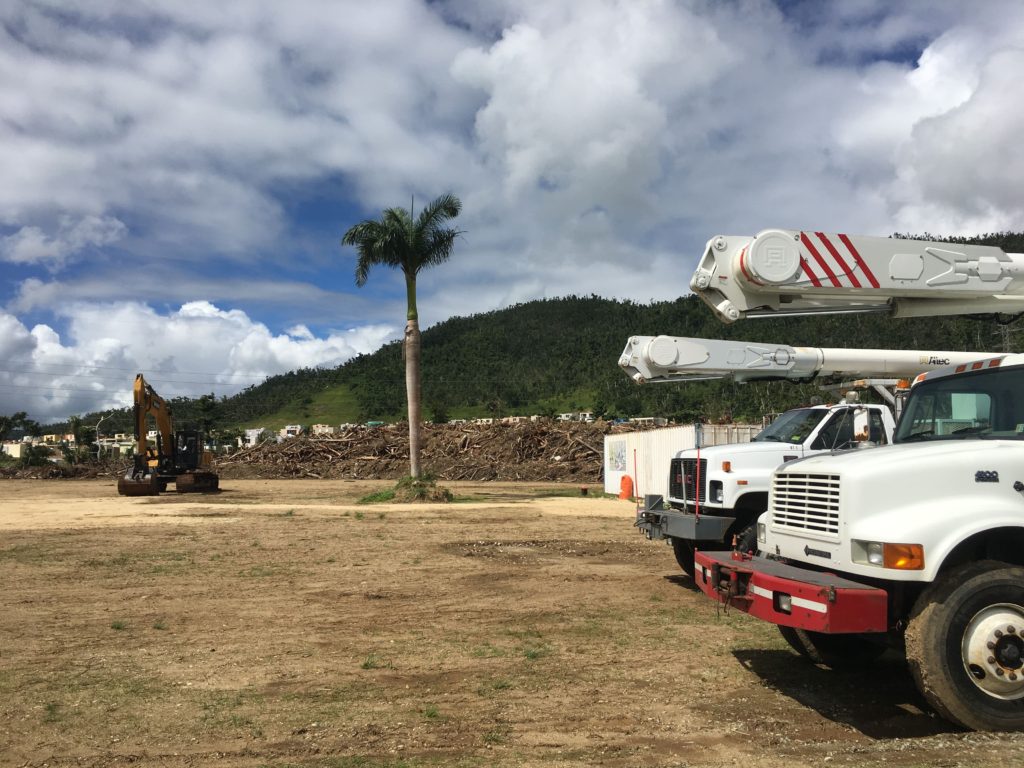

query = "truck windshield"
[895, 365, 1024, 443]
[751, 408, 827, 444]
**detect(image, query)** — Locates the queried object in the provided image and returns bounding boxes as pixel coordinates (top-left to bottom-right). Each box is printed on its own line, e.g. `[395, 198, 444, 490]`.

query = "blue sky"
[2, 0, 1024, 422]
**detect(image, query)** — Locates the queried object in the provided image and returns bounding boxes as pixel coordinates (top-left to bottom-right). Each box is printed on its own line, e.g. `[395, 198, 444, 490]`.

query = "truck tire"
[671, 538, 696, 578]
[905, 560, 1024, 731]
[734, 524, 758, 555]
[779, 626, 886, 668]
[778, 626, 813, 659]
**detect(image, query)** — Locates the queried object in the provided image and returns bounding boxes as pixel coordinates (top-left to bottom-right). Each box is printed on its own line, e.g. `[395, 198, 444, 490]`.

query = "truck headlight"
[710, 481, 723, 503]
[867, 542, 884, 565]
[757, 522, 766, 544]
[854, 540, 925, 570]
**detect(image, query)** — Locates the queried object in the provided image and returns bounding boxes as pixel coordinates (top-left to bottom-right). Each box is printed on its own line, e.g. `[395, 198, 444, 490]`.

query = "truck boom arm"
[692, 229, 1024, 323]
[619, 335, 990, 384]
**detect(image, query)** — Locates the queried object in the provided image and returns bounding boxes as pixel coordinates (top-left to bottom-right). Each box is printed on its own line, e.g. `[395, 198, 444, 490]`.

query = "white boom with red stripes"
[619, 335, 989, 385]
[690, 229, 1024, 323]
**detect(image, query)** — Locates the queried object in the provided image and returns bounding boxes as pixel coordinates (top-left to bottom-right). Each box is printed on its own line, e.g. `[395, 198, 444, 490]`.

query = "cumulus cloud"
[0, 301, 397, 423]
[2, 0, 1024, 420]
[1, 215, 126, 267]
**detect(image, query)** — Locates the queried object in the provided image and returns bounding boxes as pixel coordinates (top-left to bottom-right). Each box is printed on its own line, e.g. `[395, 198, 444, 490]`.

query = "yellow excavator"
[117, 373, 220, 496]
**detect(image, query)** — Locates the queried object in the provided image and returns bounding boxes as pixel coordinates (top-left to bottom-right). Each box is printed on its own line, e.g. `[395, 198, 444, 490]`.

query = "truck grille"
[772, 473, 840, 535]
[670, 458, 707, 503]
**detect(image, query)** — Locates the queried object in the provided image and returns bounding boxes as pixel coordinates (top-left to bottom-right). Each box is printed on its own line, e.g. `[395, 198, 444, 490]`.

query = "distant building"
[473, 418, 494, 425]
[241, 428, 266, 446]
[501, 416, 528, 424]
[629, 416, 668, 427]
[556, 412, 594, 423]
[279, 425, 304, 439]
[311, 424, 338, 436]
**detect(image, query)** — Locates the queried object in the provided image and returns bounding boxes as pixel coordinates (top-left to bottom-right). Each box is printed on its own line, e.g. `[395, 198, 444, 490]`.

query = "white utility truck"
[619, 335, 982, 576]
[682, 228, 1024, 730]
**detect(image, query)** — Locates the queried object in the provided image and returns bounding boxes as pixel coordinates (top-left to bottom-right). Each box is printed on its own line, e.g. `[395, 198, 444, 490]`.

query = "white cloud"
[2, 0, 1024, 421]
[1, 215, 126, 267]
[0, 302, 397, 423]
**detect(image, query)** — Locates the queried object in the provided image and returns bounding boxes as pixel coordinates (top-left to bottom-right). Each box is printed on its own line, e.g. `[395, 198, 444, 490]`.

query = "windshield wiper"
[901, 429, 935, 442]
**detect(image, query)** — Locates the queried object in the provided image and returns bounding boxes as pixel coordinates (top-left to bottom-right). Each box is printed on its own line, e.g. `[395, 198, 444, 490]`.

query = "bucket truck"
[117, 374, 219, 496]
[680, 229, 1024, 731]
[619, 336, 985, 576]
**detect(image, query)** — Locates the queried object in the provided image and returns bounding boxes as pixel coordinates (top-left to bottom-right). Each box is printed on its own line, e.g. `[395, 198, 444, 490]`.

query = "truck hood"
[678, 441, 800, 460]
[780, 440, 975, 475]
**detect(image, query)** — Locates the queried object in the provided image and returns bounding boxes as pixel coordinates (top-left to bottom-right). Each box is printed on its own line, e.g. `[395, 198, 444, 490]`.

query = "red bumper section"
[693, 550, 888, 634]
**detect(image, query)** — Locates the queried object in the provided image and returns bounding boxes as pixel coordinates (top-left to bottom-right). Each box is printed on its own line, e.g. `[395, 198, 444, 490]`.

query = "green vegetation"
[37, 231, 1024, 435]
[358, 475, 453, 504]
[360, 654, 393, 670]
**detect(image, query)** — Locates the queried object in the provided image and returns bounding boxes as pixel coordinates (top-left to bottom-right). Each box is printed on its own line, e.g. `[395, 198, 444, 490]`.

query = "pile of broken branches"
[215, 421, 626, 482]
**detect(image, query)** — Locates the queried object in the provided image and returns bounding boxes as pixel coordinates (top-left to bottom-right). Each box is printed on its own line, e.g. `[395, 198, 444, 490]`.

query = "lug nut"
[997, 668, 1006, 676]
[989, 641, 997, 650]
[1011, 673, 1019, 681]
[989, 656, 998, 664]
[1009, 626, 1017, 634]
[996, 629, 1004, 638]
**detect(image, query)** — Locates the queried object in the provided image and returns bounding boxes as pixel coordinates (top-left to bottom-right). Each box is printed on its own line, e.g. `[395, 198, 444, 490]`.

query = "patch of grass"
[110, 620, 127, 631]
[359, 490, 395, 503]
[199, 691, 263, 737]
[359, 475, 453, 504]
[354, 511, 365, 520]
[470, 642, 507, 658]
[522, 644, 551, 661]
[483, 723, 511, 744]
[360, 654, 393, 670]
[152, 619, 167, 630]
[476, 677, 513, 697]
[280, 509, 296, 517]
[0, 543, 59, 563]
[421, 704, 440, 719]
[43, 701, 61, 723]
[85, 552, 133, 569]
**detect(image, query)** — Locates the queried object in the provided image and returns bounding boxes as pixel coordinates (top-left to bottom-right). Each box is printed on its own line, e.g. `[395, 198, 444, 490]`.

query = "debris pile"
[215, 422, 622, 482]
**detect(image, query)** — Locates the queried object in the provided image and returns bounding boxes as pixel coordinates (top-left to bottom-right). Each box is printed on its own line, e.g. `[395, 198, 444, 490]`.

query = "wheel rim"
[962, 602, 1024, 700]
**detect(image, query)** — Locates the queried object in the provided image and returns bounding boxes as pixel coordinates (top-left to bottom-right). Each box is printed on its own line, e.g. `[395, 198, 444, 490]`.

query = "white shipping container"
[603, 424, 760, 499]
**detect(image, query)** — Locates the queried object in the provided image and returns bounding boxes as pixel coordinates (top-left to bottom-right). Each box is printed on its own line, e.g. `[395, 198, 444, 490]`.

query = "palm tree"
[341, 193, 463, 478]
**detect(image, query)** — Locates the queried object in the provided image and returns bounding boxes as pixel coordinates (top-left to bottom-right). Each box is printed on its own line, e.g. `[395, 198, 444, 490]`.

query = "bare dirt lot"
[2, 479, 1021, 768]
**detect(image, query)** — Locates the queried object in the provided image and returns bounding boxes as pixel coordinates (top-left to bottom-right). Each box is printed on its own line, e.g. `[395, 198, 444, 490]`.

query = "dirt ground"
[1, 480, 1021, 768]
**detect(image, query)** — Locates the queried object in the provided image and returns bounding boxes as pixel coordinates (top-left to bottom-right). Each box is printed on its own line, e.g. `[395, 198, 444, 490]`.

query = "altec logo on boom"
[797, 232, 881, 289]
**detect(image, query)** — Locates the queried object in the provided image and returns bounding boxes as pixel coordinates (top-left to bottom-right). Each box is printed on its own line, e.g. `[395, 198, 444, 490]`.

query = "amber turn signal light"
[883, 543, 925, 570]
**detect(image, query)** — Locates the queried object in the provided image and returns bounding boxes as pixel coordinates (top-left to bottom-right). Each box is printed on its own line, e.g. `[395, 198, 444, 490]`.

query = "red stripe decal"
[799, 256, 822, 287]
[816, 232, 861, 288]
[800, 232, 841, 287]
[838, 234, 880, 289]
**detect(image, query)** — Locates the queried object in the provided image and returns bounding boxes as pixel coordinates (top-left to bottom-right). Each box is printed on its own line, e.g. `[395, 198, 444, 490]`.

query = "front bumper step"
[693, 550, 888, 634]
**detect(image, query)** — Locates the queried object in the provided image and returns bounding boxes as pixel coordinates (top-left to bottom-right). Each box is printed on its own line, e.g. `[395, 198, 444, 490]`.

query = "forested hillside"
[46, 232, 1024, 435]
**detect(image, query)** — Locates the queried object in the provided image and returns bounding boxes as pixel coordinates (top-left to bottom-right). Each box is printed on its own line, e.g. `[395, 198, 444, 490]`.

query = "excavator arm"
[619, 335, 991, 385]
[691, 229, 1024, 323]
[131, 373, 174, 469]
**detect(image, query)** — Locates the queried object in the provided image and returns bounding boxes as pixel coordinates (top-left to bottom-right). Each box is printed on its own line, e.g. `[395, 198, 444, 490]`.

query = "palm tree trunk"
[404, 318, 422, 478]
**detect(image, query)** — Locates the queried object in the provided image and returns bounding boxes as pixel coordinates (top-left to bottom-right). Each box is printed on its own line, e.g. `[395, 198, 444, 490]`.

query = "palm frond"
[342, 193, 462, 283]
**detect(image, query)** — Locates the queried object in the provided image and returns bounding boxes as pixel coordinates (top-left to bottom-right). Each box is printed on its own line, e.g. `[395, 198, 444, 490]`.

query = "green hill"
[42, 230, 1024, 436]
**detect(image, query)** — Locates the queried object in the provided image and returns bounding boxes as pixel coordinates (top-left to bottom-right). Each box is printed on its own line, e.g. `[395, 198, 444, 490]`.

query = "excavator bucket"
[117, 474, 161, 496]
[175, 471, 219, 493]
